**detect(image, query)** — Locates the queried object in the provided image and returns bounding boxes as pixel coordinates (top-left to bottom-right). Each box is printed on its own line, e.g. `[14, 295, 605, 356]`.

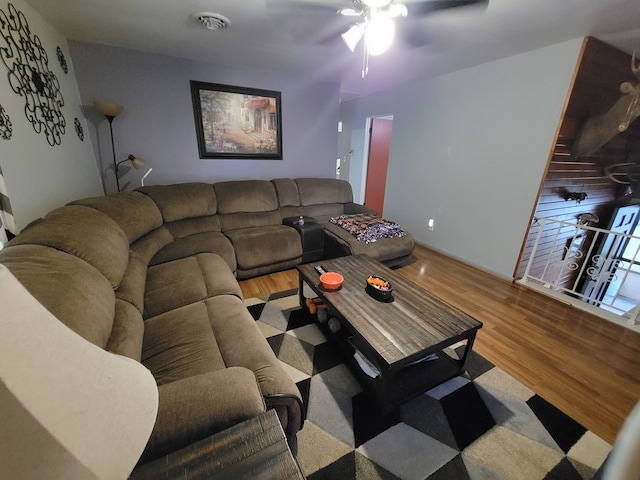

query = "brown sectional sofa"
[0, 177, 414, 466]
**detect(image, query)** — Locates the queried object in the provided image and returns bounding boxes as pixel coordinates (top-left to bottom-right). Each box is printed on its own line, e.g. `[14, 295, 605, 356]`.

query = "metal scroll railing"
[519, 218, 640, 330]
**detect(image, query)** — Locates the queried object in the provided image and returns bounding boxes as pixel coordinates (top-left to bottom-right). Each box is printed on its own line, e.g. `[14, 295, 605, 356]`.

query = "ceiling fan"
[286, 0, 489, 78]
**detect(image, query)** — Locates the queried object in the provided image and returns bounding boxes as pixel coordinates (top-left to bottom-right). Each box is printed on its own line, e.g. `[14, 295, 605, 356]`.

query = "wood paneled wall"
[515, 37, 640, 281]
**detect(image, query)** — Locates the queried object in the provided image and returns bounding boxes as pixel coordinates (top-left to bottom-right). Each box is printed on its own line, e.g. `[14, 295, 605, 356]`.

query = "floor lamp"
[115, 154, 145, 191]
[93, 100, 123, 192]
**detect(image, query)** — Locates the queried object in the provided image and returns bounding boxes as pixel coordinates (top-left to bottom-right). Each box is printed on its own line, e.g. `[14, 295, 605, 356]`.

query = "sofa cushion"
[144, 253, 242, 318]
[301, 203, 346, 219]
[140, 368, 265, 463]
[214, 180, 278, 214]
[116, 251, 147, 313]
[0, 245, 115, 349]
[8, 205, 129, 289]
[218, 210, 282, 232]
[295, 177, 353, 205]
[149, 232, 236, 274]
[70, 192, 163, 243]
[107, 299, 144, 361]
[142, 302, 226, 385]
[205, 294, 302, 406]
[164, 216, 222, 238]
[224, 225, 302, 271]
[271, 178, 300, 207]
[138, 183, 217, 223]
[130, 227, 174, 265]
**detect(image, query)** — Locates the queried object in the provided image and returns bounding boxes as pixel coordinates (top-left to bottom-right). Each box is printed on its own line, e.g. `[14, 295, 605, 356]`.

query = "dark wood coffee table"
[297, 254, 483, 412]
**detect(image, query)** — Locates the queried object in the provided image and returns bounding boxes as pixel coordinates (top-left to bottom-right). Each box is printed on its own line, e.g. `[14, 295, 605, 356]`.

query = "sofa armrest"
[253, 364, 305, 437]
[139, 367, 266, 464]
[265, 393, 304, 437]
[344, 202, 377, 215]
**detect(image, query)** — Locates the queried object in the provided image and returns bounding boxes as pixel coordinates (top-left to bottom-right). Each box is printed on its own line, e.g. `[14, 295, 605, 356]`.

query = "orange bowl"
[319, 272, 344, 291]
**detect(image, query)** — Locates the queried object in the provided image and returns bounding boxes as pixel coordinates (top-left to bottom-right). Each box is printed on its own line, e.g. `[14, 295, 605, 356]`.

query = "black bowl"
[365, 275, 393, 301]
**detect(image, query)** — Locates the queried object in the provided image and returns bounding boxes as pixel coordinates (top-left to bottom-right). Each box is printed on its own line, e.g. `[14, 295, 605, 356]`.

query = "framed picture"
[190, 81, 282, 159]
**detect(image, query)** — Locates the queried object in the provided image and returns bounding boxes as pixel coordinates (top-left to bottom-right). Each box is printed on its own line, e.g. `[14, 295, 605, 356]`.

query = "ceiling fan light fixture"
[341, 24, 365, 52]
[362, 0, 393, 8]
[366, 16, 395, 56]
[385, 4, 408, 18]
[339, 8, 363, 16]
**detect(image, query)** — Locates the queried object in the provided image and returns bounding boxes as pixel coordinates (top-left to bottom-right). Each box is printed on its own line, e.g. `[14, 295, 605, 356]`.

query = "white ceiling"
[25, 0, 640, 100]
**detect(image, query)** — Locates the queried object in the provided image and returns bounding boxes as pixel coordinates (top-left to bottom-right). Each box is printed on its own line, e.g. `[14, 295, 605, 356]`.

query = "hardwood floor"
[239, 244, 640, 445]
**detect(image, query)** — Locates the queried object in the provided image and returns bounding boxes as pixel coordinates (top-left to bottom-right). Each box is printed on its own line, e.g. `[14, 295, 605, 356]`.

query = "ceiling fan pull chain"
[362, 33, 370, 78]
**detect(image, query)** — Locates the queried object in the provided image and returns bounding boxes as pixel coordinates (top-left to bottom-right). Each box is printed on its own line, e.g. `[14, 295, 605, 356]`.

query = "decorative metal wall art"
[56, 46, 68, 74]
[0, 3, 66, 146]
[74, 117, 84, 141]
[0, 104, 11, 140]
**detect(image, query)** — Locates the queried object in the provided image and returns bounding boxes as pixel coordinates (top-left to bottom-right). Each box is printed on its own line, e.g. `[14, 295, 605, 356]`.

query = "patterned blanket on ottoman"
[329, 214, 406, 244]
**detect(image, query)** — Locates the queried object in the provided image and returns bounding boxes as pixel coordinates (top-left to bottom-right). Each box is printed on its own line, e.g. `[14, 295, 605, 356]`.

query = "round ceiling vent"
[192, 12, 231, 30]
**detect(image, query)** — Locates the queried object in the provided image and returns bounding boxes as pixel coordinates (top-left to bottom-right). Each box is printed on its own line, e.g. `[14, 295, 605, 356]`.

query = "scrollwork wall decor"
[56, 46, 68, 74]
[74, 117, 83, 141]
[0, 3, 66, 146]
[0, 104, 12, 139]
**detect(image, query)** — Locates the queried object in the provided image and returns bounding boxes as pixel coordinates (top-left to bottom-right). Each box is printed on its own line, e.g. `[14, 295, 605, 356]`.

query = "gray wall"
[0, 3, 585, 281]
[68, 41, 341, 193]
[0, 0, 103, 231]
[340, 39, 583, 279]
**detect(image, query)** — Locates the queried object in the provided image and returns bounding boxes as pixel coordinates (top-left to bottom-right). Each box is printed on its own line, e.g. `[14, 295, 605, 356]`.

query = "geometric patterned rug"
[245, 289, 612, 480]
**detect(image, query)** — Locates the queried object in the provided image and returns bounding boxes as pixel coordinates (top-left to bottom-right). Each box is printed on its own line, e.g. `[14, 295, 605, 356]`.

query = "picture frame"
[190, 81, 282, 159]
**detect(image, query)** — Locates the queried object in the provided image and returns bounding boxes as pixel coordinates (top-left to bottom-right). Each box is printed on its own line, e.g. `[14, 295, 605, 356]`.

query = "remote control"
[314, 265, 326, 275]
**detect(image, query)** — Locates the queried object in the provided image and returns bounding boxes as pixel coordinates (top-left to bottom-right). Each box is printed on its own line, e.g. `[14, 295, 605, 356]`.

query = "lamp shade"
[0, 265, 158, 479]
[128, 154, 145, 169]
[93, 100, 124, 118]
[604, 400, 640, 480]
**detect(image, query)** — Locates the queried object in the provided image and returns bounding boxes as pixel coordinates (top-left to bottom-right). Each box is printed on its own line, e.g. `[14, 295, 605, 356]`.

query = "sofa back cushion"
[138, 183, 217, 223]
[214, 180, 281, 232]
[108, 299, 144, 361]
[116, 251, 148, 313]
[218, 210, 282, 232]
[164, 216, 222, 239]
[271, 178, 300, 207]
[70, 192, 163, 243]
[130, 227, 174, 265]
[0, 245, 115, 349]
[214, 180, 278, 213]
[300, 203, 345, 219]
[8, 205, 129, 289]
[295, 178, 353, 205]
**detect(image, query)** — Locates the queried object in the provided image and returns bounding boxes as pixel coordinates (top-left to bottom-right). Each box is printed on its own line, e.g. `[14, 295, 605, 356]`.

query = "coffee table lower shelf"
[321, 319, 468, 411]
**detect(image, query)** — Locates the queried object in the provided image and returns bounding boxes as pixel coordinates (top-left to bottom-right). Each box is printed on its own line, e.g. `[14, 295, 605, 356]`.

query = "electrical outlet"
[428, 219, 435, 231]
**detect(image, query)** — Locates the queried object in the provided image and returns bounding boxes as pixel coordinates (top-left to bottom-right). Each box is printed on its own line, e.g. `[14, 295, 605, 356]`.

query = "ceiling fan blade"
[405, 0, 489, 17]
[265, 0, 354, 46]
[264, 0, 345, 14]
[397, 25, 433, 48]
